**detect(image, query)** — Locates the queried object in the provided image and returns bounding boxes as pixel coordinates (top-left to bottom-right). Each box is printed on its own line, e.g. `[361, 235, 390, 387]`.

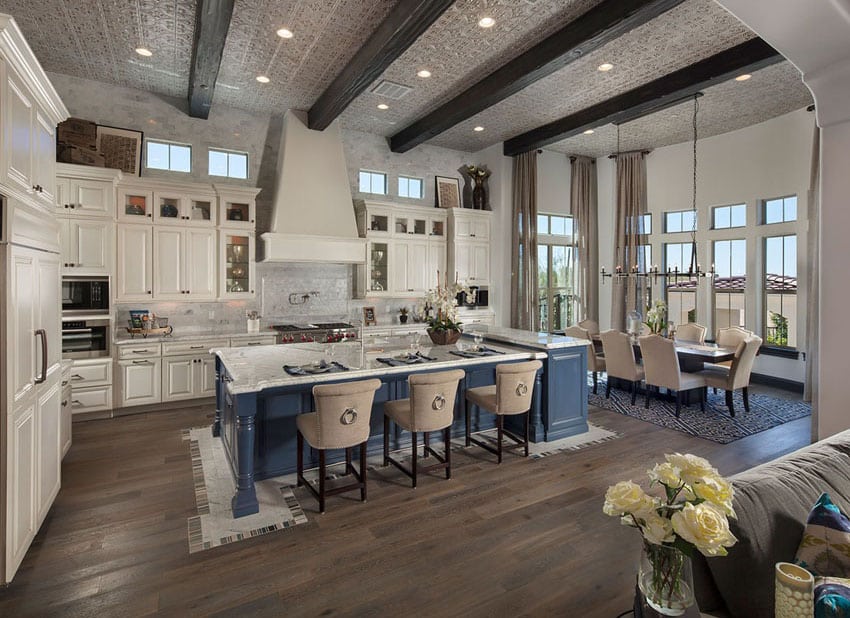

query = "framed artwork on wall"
[435, 176, 461, 209]
[96, 125, 143, 176]
[362, 306, 377, 326]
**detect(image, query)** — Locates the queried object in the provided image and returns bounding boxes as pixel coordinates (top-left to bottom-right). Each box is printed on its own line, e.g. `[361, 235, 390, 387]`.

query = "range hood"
[261, 110, 366, 263]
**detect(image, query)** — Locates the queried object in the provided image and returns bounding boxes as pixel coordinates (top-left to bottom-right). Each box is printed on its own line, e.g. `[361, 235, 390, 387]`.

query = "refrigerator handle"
[34, 329, 47, 384]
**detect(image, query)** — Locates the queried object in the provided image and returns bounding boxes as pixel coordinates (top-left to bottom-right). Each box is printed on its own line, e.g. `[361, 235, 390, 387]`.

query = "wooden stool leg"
[383, 415, 390, 466]
[423, 431, 430, 457]
[497, 415, 504, 464]
[345, 447, 352, 475]
[318, 449, 326, 513]
[296, 430, 304, 487]
[360, 441, 367, 502]
[444, 426, 452, 479]
[465, 403, 471, 447]
[411, 431, 418, 488]
[524, 410, 530, 457]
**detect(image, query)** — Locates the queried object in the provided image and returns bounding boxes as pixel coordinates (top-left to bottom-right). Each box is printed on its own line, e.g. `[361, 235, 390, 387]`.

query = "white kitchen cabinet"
[32, 108, 56, 208]
[58, 180, 113, 216]
[392, 239, 428, 294]
[118, 358, 161, 407]
[199, 356, 218, 396]
[448, 210, 492, 287]
[69, 386, 111, 414]
[471, 243, 490, 284]
[219, 230, 255, 298]
[427, 241, 446, 291]
[4, 69, 33, 196]
[36, 374, 62, 523]
[8, 400, 35, 576]
[67, 358, 112, 415]
[117, 187, 154, 222]
[153, 227, 216, 300]
[153, 191, 216, 226]
[59, 218, 112, 274]
[162, 355, 195, 401]
[216, 190, 256, 229]
[116, 224, 153, 301]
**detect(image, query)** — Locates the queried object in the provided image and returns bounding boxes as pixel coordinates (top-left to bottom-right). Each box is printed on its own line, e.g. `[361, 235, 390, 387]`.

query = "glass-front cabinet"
[368, 241, 390, 295]
[218, 196, 255, 230]
[393, 215, 427, 236]
[117, 188, 153, 221]
[154, 192, 216, 225]
[220, 231, 255, 298]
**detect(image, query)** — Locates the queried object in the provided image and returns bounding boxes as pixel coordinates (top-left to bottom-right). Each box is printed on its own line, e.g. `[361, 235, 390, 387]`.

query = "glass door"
[369, 241, 389, 294]
[117, 188, 153, 221]
[220, 232, 255, 298]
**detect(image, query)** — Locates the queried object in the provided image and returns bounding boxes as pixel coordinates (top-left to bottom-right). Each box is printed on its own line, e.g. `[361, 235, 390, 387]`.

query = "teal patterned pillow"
[795, 493, 850, 577]
[814, 577, 850, 618]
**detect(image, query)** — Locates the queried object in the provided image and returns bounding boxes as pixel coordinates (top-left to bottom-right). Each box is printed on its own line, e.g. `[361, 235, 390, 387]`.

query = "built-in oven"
[62, 276, 109, 314]
[62, 317, 110, 359]
[456, 285, 489, 308]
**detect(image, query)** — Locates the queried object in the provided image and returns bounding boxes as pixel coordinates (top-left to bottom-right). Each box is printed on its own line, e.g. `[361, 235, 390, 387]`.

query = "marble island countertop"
[463, 326, 589, 350]
[215, 340, 546, 395]
[113, 329, 278, 346]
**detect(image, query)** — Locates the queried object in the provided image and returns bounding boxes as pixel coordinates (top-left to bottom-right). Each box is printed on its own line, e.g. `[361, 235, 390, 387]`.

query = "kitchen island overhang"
[214, 333, 588, 518]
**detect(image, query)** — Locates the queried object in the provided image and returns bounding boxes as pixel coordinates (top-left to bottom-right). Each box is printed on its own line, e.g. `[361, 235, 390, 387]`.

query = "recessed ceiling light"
[255, 75, 270, 83]
[583, 129, 594, 135]
[417, 69, 432, 78]
[597, 62, 614, 72]
[276, 28, 293, 39]
[135, 47, 153, 57]
[735, 73, 752, 82]
[377, 103, 389, 110]
[478, 17, 495, 28]
[473, 126, 485, 132]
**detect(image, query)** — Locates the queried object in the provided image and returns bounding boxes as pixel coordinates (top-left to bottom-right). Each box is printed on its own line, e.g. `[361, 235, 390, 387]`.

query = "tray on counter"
[125, 325, 173, 339]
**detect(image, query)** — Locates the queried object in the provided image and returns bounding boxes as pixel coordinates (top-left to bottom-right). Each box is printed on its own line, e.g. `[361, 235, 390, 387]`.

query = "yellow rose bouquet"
[603, 453, 737, 615]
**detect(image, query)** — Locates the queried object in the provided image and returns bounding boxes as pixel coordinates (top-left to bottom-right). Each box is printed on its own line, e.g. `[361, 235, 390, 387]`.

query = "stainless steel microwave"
[62, 276, 109, 314]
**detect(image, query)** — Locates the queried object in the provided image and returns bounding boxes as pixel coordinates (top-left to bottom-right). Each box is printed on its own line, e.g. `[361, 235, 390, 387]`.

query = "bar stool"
[465, 360, 542, 463]
[383, 369, 465, 488]
[296, 378, 381, 513]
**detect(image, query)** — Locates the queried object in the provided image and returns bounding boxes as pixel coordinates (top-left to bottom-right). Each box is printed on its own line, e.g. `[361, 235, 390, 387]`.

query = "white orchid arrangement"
[603, 453, 738, 558]
[644, 298, 668, 335]
[424, 271, 471, 332]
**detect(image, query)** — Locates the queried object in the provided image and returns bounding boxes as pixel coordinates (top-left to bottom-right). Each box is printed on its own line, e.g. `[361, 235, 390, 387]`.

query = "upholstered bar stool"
[383, 369, 465, 488]
[296, 378, 381, 513]
[465, 360, 542, 463]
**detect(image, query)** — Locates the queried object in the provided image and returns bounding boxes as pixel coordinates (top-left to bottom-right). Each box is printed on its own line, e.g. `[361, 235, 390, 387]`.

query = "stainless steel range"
[271, 322, 357, 344]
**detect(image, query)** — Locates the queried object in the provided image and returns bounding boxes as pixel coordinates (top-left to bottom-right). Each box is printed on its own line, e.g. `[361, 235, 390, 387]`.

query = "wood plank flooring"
[0, 387, 810, 617]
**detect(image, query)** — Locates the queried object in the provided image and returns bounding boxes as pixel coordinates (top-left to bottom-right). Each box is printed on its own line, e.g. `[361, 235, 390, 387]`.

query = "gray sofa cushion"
[696, 431, 850, 617]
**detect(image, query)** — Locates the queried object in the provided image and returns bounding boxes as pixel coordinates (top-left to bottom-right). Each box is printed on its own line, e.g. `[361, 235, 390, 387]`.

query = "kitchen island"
[214, 334, 587, 517]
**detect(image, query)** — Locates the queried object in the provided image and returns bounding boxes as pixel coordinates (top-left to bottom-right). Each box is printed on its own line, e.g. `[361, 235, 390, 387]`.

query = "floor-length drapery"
[511, 151, 538, 331]
[805, 121, 820, 439]
[611, 151, 649, 331]
[570, 155, 598, 324]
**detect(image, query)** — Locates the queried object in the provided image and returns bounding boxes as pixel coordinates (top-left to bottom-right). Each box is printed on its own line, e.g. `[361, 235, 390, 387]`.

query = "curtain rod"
[607, 149, 652, 159]
[568, 156, 596, 163]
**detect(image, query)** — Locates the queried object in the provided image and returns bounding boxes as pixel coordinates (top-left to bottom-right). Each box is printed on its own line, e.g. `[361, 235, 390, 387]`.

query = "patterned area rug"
[183, 427, 307, 554]
[462, 422, 620, 459]
[589, 377, 811, 444]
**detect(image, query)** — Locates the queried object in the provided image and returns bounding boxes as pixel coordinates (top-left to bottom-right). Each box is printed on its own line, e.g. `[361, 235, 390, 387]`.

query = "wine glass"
[473, 332, 484, 350]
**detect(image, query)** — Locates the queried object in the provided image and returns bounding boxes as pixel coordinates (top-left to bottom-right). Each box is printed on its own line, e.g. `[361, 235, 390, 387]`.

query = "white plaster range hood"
[261, 109, 366, 263]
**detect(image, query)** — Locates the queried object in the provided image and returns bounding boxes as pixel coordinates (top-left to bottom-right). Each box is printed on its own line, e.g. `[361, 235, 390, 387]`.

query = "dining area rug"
[589, 377, 811, 444]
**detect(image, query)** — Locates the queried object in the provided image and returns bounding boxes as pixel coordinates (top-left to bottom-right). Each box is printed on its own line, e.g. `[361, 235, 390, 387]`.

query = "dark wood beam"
[188, 0, 235, 119]
[503, 38, 782, 156]
[308, 0, 455, 131]
[389, 0, 685, 153]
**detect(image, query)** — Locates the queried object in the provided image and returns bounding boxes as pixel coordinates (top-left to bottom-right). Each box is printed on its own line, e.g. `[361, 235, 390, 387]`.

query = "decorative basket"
[427, 328, 462, 346]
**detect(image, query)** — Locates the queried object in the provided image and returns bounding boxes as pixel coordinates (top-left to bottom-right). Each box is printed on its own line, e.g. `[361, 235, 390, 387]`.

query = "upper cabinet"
[153, 190, 217, 226]
[117, 186, 154, 222]
[216, 187, 257, 230]
[448, 209, 492, 287]
[55, 164, 121, 217]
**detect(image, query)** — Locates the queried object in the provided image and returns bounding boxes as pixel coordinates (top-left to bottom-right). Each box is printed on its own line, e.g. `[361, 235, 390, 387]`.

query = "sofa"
[693, 428, 850, 617]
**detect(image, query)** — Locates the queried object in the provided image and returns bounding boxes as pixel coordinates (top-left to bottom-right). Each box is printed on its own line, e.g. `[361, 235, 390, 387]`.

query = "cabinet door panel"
[407, 241, 429, 293]
[472, 243, 490, 283]
[153, 228, 184, 299]
[116, 225, 153, 300]
[454, 243, 471, 285]
[59, 219, 72, 269]
[11, 249, 35, 404]
[427, 242, 445, 291]
[163, 357, 194, 401]
[391, 241, 410, 293]
[186, 229, 216, 299]
[120, 359, 161, 406]
[70, 180, 111, 216]
[199, 356, 218, 397]
[8, 402, 36, 577]
[6, 74, 33, 193]
[73, 220, 111, 273]
[34, 109, 56, 206]
[37, 379, 62, 523]
[37, 252, 61, 370]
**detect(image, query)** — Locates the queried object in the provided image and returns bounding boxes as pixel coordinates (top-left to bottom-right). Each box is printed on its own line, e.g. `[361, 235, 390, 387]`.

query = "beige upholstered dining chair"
[297, 378, 382, 513]
[578, 319, 600, 337]
[383, 369, 465, 488]
[465, 360, 542, 463]
[564, 325, 605, 394]
[717, 326, 753, 348]
[675, 322, 707, 344]
[599, 330, 644, 405]
[696, 335, 763, 417]
[638, 334, 707, 418]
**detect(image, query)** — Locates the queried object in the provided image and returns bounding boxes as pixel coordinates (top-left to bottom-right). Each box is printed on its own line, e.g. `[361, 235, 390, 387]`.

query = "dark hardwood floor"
[0, 386, 810, 617]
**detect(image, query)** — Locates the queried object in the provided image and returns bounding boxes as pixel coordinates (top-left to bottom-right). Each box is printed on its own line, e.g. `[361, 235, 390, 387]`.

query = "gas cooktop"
[270, 322, 357, 344]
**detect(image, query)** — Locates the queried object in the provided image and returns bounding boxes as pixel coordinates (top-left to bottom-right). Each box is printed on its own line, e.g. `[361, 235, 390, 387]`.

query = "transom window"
[359, 170, 387, 195]
[537, 214, 574, 237]
[398, 176, 423, 199]
[713, 239, 747, 330]
[664, 210, 696, 234]
[146, 140, 191, 173]
[763, 195, 797, 224]
[209, 148, 248, 179]
[764, 234, 797, 348]
[713, 204, 746, 229]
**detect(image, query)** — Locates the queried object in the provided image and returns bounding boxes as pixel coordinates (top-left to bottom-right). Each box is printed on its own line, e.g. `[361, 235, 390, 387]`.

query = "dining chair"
[675, 322, 707, 344]
[716, 326, 753, 348]
[296, 378, 382, 513]
[383, 369, 465, 488]
[599, 330, 644, 405]
[638, 334, 707, 418]
[465, 360, 542, 463]
[578, 319, 600, 338]
[695, 335, 762, 417]
[564, 325, 605, 394]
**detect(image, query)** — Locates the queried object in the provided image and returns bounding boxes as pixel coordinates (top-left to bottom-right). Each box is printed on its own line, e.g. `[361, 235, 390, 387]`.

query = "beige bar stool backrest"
[407, 369, 465, 432]
[308, 379, 382, 450]
[495, 360, 542, 415]
[639, 334, 681, 392]
[676, 322, 707, 344]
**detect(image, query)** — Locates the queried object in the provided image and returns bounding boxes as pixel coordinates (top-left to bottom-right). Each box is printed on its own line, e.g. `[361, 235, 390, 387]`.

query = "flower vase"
[472, 178, 487, 210]
[638, 543, 695, 616]
[427, 328, 461, 346]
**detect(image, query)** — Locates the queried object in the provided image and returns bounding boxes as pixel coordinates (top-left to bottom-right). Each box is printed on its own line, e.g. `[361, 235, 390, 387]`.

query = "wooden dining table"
[591, 335, 737, 373]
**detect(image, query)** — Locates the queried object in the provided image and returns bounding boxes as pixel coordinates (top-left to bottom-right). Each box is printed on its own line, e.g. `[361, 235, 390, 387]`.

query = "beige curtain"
[805, 121, 820, 439]
[570, 156, 598, 324]
[611, 151, 649, 331]
[511, 151, 538, 331]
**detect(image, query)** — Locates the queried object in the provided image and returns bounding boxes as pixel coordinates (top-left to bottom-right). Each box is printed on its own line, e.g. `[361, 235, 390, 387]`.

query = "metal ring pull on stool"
[515, 382, 528, 397]
[340, 407, 358, 425]
[432, 394, 446, 410]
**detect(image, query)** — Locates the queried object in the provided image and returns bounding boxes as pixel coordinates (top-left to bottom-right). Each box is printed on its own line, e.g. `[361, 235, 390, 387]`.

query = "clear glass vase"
[638, 542, 695, 616]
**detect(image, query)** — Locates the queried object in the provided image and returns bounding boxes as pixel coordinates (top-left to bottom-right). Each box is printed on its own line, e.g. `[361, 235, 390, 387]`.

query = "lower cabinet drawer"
[230, 335, 276, 347]
[70, 385, 112, 414]
[69, 359, 112, 387]
[162, 338, 230, 356]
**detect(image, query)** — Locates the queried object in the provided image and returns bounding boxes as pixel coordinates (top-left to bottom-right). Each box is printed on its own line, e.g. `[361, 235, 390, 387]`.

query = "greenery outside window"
[764, 234, 797, 347]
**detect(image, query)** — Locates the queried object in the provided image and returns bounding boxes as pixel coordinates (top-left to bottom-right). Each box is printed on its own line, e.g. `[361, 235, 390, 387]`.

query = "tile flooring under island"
[0, 386, 810, 617]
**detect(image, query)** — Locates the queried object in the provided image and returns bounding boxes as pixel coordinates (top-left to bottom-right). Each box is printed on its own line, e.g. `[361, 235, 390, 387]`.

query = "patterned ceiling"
[0, 0, 812, 155]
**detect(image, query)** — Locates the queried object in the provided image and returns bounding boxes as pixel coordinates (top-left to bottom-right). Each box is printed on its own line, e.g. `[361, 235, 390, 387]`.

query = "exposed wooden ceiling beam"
[308, 0, 455, 131]
[389, 0, 686, 153]
[188, 0, 235, 119]
[503, 38, 782, 156]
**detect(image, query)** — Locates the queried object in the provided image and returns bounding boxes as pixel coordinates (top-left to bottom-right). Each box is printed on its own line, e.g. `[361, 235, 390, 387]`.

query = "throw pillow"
[795, 493, 850, 577]
[814, 577, 850, 618]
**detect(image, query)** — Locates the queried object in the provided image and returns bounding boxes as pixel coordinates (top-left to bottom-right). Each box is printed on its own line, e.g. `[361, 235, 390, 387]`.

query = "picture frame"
[96, 125, 143, 176]
[362, 306, 377, 326]
[435, 176, 461, 209]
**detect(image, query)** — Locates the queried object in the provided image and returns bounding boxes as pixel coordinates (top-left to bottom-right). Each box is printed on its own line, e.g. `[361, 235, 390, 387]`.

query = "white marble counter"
[215, 340, 546, 395]
[463, 325, 589, 350]
[114, 330, 278, 346]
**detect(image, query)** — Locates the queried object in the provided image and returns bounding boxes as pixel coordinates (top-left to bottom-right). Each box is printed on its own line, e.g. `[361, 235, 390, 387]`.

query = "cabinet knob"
[70, 263, 75, 267]
[147, 290, 152, 294]
[71, 204, 76, 209]
[147, 213, 152, 217]
[64, 204, 69, 209]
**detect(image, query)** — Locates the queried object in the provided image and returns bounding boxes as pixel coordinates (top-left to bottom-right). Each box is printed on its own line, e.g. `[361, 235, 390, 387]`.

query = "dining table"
[591, 335, 737, 373]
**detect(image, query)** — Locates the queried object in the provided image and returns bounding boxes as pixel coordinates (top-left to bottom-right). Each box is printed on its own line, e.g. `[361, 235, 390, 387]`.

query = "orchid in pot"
[423, 272, 470, 345]
[603, 453, 738, 615]
[644, 298, 668, 335]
